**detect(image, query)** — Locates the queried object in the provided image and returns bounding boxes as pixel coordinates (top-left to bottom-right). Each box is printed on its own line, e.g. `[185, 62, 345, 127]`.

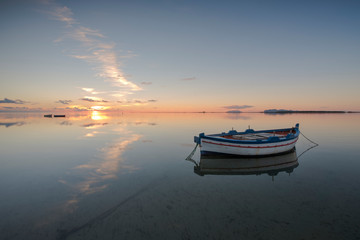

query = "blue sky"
[1, 0, 359, 112]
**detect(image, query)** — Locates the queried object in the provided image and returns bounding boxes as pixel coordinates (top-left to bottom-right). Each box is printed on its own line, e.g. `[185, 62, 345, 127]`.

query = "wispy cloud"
[181, 77, 196, 81]
[47, 5, 76, 26]
[0, 106, 44, 112]
[82, 88, 94, 93]
[65, 106, 89, 111]
[0, 98, 26, 104]
[141, 82, 152, 85]
[43, 2, 141, 101]
[81, 87, 105, 95]
[80, 97, 108, 103]
[117, 99, 157, 104]
[223, 105, 253, 110]
[56, 100, 72, 104]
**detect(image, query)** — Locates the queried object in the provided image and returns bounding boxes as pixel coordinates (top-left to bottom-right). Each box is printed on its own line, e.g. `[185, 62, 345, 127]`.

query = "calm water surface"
[0, 112, 359, 240]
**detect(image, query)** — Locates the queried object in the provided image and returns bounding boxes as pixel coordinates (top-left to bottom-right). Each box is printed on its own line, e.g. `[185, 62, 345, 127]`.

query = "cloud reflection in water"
[60, 125, 142, 212]
[0, 122, 26, 127]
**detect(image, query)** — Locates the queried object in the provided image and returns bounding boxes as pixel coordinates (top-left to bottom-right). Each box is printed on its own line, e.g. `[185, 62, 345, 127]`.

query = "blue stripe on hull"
[200, 147, 296, 158]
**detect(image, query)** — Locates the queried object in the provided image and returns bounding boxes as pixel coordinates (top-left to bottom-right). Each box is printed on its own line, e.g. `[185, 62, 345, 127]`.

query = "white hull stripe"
[202, 138, 298, 149]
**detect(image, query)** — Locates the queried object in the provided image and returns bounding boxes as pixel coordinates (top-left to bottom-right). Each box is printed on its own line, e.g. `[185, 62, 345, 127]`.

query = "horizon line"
[0, 110, 359, 114]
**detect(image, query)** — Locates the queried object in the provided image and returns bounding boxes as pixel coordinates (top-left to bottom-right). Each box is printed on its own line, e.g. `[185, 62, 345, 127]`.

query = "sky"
[1, 0, 359, 112]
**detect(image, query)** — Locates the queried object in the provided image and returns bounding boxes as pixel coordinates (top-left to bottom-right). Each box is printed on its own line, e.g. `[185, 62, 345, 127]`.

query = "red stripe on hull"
[202, 138, 298, 149]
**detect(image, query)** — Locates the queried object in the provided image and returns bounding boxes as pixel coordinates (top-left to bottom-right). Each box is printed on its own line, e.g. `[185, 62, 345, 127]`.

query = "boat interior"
[222, 130, 295, 141]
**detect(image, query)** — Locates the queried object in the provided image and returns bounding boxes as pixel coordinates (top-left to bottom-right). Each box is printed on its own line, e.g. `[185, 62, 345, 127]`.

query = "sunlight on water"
[0, 112, 360, 239]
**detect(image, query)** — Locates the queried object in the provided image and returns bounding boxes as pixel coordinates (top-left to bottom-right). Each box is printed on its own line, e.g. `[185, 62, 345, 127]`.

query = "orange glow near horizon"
[91, 111, 108, 120]
[0, 99, 358, 113]
[90, 105, 111, 111]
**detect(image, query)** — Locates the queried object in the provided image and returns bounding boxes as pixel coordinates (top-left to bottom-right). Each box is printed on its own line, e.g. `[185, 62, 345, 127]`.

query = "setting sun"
[91, 111, 108, 120]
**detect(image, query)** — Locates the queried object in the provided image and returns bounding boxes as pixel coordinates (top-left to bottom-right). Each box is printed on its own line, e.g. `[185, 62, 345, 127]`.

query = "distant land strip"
[263, 109, 357, 114]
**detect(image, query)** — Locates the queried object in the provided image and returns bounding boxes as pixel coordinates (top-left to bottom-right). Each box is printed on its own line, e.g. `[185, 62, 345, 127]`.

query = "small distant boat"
[194, 123, 300, 156]
[54, 115, 66, 117]
[194, 150, 299, 176]
[44, 114, 52, 118]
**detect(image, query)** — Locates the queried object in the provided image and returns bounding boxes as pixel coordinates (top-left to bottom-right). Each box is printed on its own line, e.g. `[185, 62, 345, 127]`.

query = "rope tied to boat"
[299, 131, 319, 147]
[185, 143, 199, 166]
[296, 130, 319, 159]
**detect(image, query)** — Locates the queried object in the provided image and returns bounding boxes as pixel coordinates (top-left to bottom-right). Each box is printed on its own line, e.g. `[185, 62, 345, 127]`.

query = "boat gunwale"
[200, 127, 299, 145]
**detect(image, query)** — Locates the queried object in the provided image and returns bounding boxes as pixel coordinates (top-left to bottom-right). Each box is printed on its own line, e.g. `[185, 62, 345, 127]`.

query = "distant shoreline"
[262, 110, 358, 114]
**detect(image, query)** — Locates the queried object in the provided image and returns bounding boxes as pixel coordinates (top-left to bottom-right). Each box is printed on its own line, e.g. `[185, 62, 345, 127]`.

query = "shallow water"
[0, 112, 359, 240]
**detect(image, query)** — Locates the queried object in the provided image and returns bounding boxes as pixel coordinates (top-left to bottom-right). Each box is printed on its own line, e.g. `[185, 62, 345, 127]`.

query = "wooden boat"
[54, 115, 66, 117]
[194, 123, 300, 156]
[44, 114, 52, 118]
[194, 150, 298, 176]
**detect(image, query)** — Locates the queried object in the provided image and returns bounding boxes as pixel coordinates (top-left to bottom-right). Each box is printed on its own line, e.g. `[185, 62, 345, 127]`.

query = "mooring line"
[299, 131, 319, 147]
[185, 143, 199, 166]
[295, 130, 319, 159]
[296, 144, 318, 159]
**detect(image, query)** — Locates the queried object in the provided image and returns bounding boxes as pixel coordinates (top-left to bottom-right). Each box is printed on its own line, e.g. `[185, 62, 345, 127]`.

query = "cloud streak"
[0, 107, 44, 112]
[223, 105, 253, 110]
[56, 100, 72, 104]
[0, 98, 26, 104]
[44, 2, 141, 101]
[80, 97, 108, 103]
[47, 5, 76, 26]
[141, 82, 152, 85]
[181, 77, 196, 81]
[117, 99, 157, 105]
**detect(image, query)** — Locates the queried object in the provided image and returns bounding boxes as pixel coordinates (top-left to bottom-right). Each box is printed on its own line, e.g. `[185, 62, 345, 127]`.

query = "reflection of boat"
[194, 150, 299, 177]
[194, 124, 300, 156]
[44, 114, 52, 118]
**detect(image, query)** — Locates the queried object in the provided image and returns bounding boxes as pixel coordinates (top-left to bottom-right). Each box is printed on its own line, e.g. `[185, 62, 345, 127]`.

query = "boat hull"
[195, 124, 300, 157]
[200, 137, 298, 156]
